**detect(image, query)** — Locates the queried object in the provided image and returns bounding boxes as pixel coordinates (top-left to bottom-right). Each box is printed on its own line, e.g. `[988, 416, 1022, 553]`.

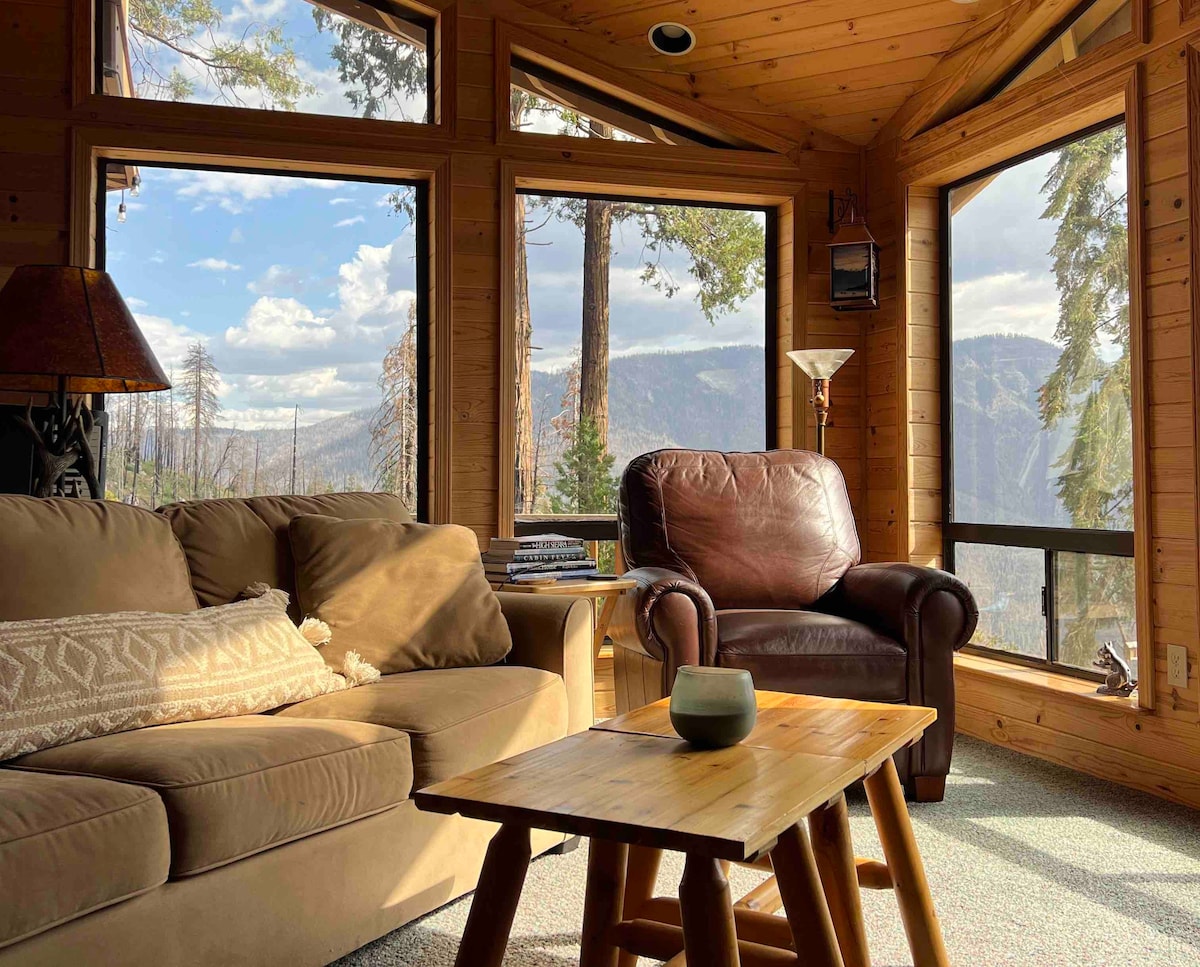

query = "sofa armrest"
[824, 563, 978, 655]
[608, 567, 718, 672]
[498, 592, 594, 736]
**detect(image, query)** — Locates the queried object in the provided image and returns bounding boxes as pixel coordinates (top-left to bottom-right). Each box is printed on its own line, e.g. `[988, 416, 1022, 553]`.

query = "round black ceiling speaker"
[648, 22, 696, 56]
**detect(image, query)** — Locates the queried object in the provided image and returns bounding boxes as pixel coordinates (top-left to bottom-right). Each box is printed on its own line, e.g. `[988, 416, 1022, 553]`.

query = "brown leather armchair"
[609, 449, 978, 802]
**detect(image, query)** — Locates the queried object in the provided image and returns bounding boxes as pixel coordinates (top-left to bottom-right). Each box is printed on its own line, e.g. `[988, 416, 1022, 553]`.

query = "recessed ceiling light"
[648, 22, 696, 56]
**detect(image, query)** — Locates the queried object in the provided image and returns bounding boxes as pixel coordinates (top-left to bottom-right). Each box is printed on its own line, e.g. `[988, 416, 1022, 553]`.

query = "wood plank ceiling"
[516, 0, 1018, 145]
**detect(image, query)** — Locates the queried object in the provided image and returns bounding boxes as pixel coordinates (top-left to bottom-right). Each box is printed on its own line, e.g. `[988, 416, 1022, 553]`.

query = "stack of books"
[483, 534, 598, 583]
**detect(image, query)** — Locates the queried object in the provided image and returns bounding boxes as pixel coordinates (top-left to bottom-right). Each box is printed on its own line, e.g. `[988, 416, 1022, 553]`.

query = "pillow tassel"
[342, 651, 381, 687]
[298, 617, 332, 647]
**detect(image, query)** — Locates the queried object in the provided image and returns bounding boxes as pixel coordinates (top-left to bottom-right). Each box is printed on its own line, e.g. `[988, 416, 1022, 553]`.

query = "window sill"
[954, 652, 1147, 715]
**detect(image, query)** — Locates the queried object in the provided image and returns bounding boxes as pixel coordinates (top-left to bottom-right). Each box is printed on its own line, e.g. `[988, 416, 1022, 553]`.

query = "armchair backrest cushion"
[619, 449, 860, 610]
[158, 492, 411, 617]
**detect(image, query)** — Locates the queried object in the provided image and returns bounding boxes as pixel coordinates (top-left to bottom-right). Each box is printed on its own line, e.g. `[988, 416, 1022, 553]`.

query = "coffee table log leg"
[617, 846, 663, 967]
[863, 758, 950, 967]
[809, 794, 872, 967]
[455, 823, 532, 967]
[581, 838, 629, 967]
[771, 823, 845, 967]
[679, 854, 741, 967]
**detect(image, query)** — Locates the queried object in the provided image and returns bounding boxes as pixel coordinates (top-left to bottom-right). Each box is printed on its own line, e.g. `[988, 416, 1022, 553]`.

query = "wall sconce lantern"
[827, 189, 879, 311]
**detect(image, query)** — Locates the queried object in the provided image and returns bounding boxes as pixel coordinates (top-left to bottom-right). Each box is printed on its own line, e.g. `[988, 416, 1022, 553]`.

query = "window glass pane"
[955, 543, 1047, 659]
[998, 0, 1131, 97]
[100, 161, 422, 512]
[102, 0, 430, 123]
[948, 123, 1131, 530]
[513, 193, 767, 518]
[509, 58, 738, 148]
[1054, 552, 1137, 672]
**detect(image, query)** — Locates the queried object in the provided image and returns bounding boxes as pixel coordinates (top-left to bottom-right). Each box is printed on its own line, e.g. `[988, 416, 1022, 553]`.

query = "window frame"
[94, 155, 432, 520]
[939, 117, 1134, 680]
[510, 186, 779, 542]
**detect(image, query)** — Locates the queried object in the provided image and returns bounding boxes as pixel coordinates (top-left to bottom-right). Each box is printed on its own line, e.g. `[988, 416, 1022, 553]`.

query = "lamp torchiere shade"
[787, 349, 854, 456]
[0, 265, 169, 395]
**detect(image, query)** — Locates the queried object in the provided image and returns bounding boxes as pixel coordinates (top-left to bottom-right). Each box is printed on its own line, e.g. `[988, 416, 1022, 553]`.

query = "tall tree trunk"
[513, 191, 535, 513]
[580, 120, 613, 445]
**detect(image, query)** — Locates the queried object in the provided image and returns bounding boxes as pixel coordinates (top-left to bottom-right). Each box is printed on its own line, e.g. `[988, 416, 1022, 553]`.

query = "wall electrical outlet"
[1166, 644, 1189, 689]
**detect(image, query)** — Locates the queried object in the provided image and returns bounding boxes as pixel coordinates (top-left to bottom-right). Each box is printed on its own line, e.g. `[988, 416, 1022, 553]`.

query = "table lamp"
[0, 265, 169, 498]
[786, 348, 854, 456]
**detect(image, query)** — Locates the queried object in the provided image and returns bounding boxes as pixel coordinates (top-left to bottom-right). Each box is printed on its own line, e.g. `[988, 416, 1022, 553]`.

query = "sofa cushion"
[0, 589, 355, 761]
[277, 666, 567, 789]
[0, 770, 169, 948]
[716, 610, 908, 702]
[289, 516, 512, 674]
[0, 496, 197, 621]
[8, 716, 412, 877]
[158, 492, 412, 613]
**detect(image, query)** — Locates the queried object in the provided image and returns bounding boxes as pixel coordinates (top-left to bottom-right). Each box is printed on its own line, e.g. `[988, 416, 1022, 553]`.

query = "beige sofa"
[0, 492, 593, 967]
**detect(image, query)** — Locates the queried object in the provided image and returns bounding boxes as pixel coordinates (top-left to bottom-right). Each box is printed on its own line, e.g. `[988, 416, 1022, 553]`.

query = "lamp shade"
[786, 348, 854, 380]
[0, 265, 169, 394]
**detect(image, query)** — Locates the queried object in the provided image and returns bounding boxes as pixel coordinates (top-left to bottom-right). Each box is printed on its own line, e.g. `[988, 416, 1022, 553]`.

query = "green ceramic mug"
[668, 666, 757, 749]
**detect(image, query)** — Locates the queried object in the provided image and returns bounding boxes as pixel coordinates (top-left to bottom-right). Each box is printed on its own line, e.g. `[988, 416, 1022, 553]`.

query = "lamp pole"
[786, 349, 854, 458]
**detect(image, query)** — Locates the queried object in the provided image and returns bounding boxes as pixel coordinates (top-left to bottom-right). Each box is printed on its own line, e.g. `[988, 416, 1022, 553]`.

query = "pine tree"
[177, 342, 221, 499]
[1038, 126, 1133, 666]
[370, 302, 420, 512]
[549, 417, 617, 515]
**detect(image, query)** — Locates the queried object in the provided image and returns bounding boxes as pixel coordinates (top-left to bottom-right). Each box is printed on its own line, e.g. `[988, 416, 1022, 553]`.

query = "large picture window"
[98, 160, 427, 515]
[511, 189, 772, 548]
[943, 120, 1135, 676]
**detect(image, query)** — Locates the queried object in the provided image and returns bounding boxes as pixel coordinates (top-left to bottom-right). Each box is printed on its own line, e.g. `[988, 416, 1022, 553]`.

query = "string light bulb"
[117, 191, 127, 223]
[130, 174, 141, 198]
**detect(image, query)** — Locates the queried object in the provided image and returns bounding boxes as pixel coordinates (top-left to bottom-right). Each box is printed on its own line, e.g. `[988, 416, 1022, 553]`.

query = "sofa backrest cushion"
[0, 496, 198, 620]
[158, 492, 411, 615]
[619, 449, 861, 610]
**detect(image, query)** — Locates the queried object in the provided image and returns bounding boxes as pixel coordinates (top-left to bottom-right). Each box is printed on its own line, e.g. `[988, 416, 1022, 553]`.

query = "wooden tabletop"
[489, 577, 638, 595]
[414, 691, 936, 862]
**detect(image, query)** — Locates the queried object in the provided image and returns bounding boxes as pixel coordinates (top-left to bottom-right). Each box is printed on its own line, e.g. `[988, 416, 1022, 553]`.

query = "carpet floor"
[336, 736, 1200, 966]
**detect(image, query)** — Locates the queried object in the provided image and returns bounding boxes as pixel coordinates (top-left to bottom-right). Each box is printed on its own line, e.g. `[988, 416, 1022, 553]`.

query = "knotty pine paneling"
[857, 0, 1200, 804]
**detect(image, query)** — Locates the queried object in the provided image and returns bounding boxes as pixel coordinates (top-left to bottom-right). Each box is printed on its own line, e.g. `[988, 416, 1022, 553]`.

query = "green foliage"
[311, 9, 428, 121]
[534, 196, 766, 324]
[1038, 126, 1132, 531]
[128, 0, 312, 108]
[549, 417, 617, 515]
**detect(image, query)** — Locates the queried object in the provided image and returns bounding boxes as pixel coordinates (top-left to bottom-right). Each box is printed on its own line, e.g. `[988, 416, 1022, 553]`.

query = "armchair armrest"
[822, 563, 978, 654]
[498, 592, 593, 736]
[608, 567, 719, 672]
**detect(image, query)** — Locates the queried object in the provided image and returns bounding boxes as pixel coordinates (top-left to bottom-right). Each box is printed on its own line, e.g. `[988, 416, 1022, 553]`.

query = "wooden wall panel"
[865, 0, 1200, 804]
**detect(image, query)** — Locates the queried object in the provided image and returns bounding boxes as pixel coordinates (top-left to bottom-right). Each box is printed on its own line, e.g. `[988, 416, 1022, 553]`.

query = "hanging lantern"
[827, 189, 879, 311]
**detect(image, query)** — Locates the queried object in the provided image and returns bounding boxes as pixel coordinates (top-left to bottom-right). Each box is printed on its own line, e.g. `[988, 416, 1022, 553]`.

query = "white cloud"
[132, 313, 204, 371]
[225, 297, 337, 351]
[235, 368, 355, 401]
[335, 216, 365, 228]
[246, 264, 306, 296]
[188, 257, 241, 272]
[125, 296, 148, 310]
[226, 0, 288, 23]
[149, 250, 167, 264]
[229, 227, 244, 244]
[950, 271, 1060, 343]
[329, 197, 355, 206]
[170, 169, 343, 215]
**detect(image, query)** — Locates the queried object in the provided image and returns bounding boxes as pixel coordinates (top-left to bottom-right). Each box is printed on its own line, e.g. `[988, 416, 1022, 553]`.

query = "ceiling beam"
[874, 0, 1079, 146]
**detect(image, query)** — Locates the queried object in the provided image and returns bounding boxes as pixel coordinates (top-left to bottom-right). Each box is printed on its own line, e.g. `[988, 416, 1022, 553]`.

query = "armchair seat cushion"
[277, 665, 567, 790]
[715, 610, 908, 702]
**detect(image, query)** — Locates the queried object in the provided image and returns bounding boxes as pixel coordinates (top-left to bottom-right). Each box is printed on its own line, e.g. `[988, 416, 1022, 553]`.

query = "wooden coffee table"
[415, 692, 948, 967]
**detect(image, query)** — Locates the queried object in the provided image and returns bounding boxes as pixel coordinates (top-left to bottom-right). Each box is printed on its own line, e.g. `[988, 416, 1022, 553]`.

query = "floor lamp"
[786, 349, 854, 456]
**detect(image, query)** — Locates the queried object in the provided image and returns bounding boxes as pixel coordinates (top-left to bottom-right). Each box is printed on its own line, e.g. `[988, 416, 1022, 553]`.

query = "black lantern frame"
[827, 189, 880, 311]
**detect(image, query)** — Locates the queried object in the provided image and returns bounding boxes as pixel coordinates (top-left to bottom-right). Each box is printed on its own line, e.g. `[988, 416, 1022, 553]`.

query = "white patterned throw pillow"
[0, 588, 375, 760]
